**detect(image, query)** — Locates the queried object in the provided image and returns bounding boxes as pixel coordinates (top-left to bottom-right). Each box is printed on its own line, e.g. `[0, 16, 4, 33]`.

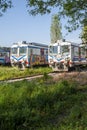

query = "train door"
[40, 48, 45, 64]
[72, 45, 79, 63]
[30, 48, 33, 66]
[44, 49, 48, 64]
[71, 45, 75, 61]
[80, 46, 86, 62]
[40, 48, 44, 56]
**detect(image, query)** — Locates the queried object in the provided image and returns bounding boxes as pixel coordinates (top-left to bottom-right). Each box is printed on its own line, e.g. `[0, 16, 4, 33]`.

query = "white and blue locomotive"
[10, 41, 48, 68]
[48, 40, 87, 71]
[0, 48, 10, 65]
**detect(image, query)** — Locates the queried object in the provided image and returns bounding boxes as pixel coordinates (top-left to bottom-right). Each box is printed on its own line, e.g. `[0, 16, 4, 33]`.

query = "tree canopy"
[27, 0, 87, 31]
[0, 0, 87, 31]
[0, 0, 12, 16]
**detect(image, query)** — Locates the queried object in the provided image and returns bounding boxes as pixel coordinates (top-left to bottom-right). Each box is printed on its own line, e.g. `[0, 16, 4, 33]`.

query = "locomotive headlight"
[65, 55, 70, 61]
[49, 59, 53, 63]
[65, 57, 69, 60]
[64, 57, 67, 61]
[64, 57, 70, 65]
[22, 59, 25, 63]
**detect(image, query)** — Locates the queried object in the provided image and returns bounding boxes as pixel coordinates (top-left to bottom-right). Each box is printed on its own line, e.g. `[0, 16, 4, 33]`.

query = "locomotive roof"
[50, 41, 79, 46]
[28, 42, 48, 47]
[12, 41, 48, 48]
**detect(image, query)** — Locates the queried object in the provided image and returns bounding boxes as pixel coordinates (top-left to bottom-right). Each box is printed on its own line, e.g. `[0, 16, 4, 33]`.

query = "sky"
[0, 0, 82, 47]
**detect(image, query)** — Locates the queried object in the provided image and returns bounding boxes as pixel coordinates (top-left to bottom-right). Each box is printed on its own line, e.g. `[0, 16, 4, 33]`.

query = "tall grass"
[0, 77, 87, 130]
[0, 66, 52, 80]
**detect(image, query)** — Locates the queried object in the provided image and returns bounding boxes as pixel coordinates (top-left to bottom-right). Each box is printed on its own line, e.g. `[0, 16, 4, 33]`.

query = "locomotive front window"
[49, 46, 57, 54]
[19, 47, 27, 54]
[61, 45, 70, 54]
[11, 48, 17, 54]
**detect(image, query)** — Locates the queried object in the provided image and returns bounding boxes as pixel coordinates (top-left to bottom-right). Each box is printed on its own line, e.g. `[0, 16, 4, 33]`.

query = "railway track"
[1, 71, 70, 83]
[0, 74, 43, 83]
[0, 68, 87, 83]
[0, 72, 56, 83]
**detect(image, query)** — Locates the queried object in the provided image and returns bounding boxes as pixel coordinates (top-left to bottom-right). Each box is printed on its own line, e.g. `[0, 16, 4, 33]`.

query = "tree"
[81, 26, 87, 44]
[50, 14, 62, 43]
[0, 0, 12, 16]
[0, 0, 87, 31]
[27, 0, 87, 31]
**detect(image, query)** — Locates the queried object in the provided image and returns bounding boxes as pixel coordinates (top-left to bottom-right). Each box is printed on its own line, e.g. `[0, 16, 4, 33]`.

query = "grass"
[0, 74, 87, 130]
[0, 66, 52, 80]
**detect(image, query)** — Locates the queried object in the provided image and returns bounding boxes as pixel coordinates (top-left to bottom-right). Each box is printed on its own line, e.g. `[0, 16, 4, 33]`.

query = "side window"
[81, 47, 85, 55]
[0, 53, 2, 56]
[0, 52, 6, 57]
[34, 48, 40, 55]
[74, 47, 79, 56]
[71, 46, 74, 54]
[44, 49, 48, 55]
[29, 48, 37, 55]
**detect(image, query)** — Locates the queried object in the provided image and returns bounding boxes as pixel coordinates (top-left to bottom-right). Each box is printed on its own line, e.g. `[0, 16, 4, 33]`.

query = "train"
[0, 47, 10, 65]
[9, 40, 87, 71]
[48, 40, 87, 71]
[10, 41, 48, 68]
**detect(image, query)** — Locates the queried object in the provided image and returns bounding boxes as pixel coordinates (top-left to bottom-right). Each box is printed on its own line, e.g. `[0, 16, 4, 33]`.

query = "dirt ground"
[52, 71, 87, 86]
